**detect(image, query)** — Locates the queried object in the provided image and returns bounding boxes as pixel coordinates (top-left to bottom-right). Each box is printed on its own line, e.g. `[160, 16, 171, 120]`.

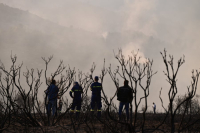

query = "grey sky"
[0, 0, 200, 112]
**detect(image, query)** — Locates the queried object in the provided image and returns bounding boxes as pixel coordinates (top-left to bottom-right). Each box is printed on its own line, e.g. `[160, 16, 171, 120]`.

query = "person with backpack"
[117, 80, 133, 121]
[69, 82, 83, 118]
[46, 79, 59, 116]
[90, 76, 102, 118]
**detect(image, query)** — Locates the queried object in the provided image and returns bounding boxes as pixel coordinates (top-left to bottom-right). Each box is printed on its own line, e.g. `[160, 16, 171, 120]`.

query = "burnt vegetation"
[0, 49, 200, 133]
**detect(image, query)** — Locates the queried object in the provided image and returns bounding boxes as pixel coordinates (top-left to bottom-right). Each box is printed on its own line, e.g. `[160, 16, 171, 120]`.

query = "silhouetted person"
[46, 80, 59, 116]
[152, 102, 156, 114]
[117, 80, 133, 121]
[69, 82, 83, 118]
[90, 76, 102, 118]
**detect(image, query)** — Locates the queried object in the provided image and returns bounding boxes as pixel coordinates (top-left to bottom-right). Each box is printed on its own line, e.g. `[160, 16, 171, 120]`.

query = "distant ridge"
[0, 3, 105, 66]
[0, 3, 68, 33]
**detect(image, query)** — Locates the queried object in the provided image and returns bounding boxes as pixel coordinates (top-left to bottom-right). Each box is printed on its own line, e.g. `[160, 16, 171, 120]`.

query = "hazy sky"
[0, 0, 200, 112]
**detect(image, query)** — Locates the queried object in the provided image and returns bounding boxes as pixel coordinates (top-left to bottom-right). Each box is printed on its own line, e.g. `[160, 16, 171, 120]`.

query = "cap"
[94, 76, 99, 80]
[74, 82, 78, 85]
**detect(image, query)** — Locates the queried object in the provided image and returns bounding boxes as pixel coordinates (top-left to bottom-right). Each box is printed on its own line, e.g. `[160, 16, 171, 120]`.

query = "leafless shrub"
[0, 49, 200, 133]
[107, 49, 156, 132]
[159, 49, 200, 132]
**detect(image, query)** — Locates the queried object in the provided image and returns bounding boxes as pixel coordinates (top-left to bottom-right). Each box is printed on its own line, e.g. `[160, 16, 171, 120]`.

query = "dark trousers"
[119, 102, 129, 120]
[48, 100, 57, 116]
[71, 99, 82, 117]
[153, 107, 156, 114]
[91, 96, 102, 117]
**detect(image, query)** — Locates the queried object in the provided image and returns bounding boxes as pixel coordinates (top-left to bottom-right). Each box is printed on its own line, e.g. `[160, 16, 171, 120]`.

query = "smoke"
[122, 0, 158, 36]
[0, 0, 200, 111]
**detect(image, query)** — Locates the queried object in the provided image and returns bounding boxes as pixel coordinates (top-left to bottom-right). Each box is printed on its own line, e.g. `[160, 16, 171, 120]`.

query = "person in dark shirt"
[117, 80, 133, 121]
[69, 82, 83, 118]
[46, 80, 59, 116]
[90, 76, 102, 118]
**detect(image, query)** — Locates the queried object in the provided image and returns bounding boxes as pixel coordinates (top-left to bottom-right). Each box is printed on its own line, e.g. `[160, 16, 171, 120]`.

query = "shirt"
[117, 86, 133, 102]
[47, 84, 59, 101]
[90, 82, 102, 97]
[70, 84, 83, 99]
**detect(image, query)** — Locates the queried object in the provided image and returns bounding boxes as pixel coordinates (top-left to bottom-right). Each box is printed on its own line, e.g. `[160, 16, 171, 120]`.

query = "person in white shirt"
[152, 102, 156, 114]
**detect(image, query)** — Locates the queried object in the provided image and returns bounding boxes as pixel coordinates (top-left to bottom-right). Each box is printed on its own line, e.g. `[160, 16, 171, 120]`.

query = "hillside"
[0, 3, 107, 68]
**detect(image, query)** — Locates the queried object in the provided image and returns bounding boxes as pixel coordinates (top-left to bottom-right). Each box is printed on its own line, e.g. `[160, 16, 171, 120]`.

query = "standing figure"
[152, 102, 156, 114]
[90, 76, 102, 118]
[117, 80, 133, 121]
[46, 79, 59, 116]
[69, 82, 83, 118]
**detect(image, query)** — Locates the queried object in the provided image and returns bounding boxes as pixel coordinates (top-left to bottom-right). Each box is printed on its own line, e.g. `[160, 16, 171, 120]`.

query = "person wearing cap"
[90, 76, 102, 118]
[46, 79, 59, 116]
[69, 82, 83, 118]
[117, 80, 133, 121]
